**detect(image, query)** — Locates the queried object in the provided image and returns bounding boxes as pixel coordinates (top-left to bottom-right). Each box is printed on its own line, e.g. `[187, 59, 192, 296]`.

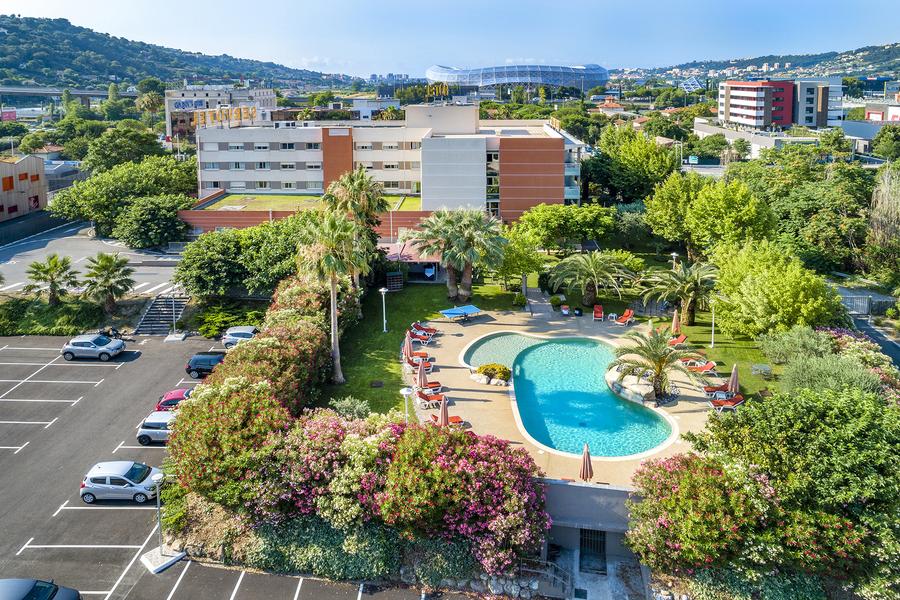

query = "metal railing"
[518, 557, 574, 598]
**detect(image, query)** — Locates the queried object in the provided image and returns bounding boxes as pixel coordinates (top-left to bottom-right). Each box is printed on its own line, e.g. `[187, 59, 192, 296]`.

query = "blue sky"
[6, 0, 900, 76]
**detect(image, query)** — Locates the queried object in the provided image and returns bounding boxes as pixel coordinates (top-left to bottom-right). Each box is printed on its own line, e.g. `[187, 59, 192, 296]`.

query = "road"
[0, 224, 180, 296]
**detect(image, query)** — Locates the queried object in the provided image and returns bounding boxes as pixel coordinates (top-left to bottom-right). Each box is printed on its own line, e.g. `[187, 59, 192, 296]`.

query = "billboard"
[1, 108, 16, 121]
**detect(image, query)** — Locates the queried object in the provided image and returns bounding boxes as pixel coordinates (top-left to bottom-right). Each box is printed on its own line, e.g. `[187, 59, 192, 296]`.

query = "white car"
[80, 461, 161, 504]
[222, 326, 259, 349]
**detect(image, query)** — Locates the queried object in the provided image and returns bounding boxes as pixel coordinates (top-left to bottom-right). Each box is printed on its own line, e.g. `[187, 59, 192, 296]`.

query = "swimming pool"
[462, 332, 673, 458]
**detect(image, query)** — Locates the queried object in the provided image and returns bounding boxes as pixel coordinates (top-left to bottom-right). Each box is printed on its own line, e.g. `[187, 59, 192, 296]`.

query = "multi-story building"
[165, 86, 277, 143]
[718, 80, 795, 129]
[195, 104, 584, 222]
[793, 78, 845, 127]
[0, 155, 48, 223]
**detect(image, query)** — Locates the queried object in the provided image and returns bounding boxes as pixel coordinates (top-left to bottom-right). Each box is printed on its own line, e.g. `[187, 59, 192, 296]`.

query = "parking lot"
[0, 335, 457, 600]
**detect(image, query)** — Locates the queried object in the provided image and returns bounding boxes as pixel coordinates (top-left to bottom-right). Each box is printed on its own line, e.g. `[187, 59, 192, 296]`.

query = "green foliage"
[24, 253, 79, 306]
[174, 229, 247, 297]
[712, 241, 846, 337]
[193, 300, 265, 338]
[81, 252, 135, 313]
[549, 294, 563, 308]
[112, 194, 194, 249]
[495, 225, 544, 292]
[687, 569, 825, 600]
[512, 292, 526, 306]
[476, 363, 512, 381]
[49, 155, 196, 236]
[0, 296, 103, 336]
[598, 249, 645, 274]
[872, 124, 900, 161]
[644, 171, 710, 260]
[612, 202, 654, 248]
[238, 213, 315, 294]
[517, 203, 615, 253]
[780, 354, 883, 394]
[552, 251, 632, 306]
[684, 179, 774, 255]
[408, 537, 477, 588]
[596, 124, 678, 202]
[758, 325, 833, 364]
[641, 261, 718, 326]
[82, 123, 164, 172]
[246, 516, 402, 580]
[610, 329, 705, 398]
[328, 395, 371, 419]
[160, 461, 189, 533]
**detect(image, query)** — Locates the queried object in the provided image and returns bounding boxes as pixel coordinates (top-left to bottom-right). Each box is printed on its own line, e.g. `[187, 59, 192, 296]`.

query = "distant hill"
[656, 42, 900, 77]
[0, 15, 347, 88]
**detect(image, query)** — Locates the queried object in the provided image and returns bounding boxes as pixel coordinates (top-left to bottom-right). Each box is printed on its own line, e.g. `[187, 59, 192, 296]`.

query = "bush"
[0, 297, 104, 336]
[687, 569, 826, 600]
[598, 248, 645, 274]
[781, 354, 883, 395]
[328, 395, 371, 419]
[112, 194, 194, 249]
[272, 274, 359, 336]
[758, 325, 834, 365]
[476, 363, 512, 381]
[512, 292, 526, 306]
[538, 271, 565, 294]
[408, 537, 477, 588]
[549, 294, 563, 308]
[886, 307, 897, 319]
[192, 300, 266, 338]
[174, 229, 248, 297]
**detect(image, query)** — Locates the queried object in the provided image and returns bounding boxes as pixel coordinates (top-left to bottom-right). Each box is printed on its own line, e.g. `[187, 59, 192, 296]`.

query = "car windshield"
[94, 335, 111, 346]
[24, 581, 57, 600]
[124, 462, 151, 483]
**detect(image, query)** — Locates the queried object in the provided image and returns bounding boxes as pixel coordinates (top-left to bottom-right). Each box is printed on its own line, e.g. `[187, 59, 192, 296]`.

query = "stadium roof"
[425, 64, 609, 89]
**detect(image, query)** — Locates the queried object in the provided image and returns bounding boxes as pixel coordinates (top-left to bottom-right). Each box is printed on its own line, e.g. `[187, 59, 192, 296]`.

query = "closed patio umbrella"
[728, 364, 739, 395]
[403, 333, 413, 359]
[438, 396, 449, 427]
[416, 359, 428, 388]
[579, 443, 593, 481]
[671, 309, 681, 335]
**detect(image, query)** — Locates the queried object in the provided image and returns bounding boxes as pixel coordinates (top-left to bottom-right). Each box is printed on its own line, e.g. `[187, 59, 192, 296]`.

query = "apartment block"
[718, 80, 794, 129]
[0, 155, 48, 224]
[195, 104, 584, 222]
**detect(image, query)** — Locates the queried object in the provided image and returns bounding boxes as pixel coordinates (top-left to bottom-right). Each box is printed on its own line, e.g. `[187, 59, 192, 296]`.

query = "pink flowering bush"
[817, 327, 900, 403]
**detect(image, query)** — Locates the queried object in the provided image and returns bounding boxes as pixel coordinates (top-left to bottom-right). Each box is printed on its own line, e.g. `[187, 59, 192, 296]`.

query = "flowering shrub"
[271, 273, 359, 335]
[817, 327, 900, 403]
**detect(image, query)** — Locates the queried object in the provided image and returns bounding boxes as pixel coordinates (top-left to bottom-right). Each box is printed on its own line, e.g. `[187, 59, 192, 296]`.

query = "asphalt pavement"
[0, 224, 180, 296]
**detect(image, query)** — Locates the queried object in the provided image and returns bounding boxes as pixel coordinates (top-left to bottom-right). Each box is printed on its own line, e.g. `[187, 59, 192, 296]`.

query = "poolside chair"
[417, 389, 447, 406]
[668, 334, 688, 347]
[430, 413, 464, 426]
[614, 309, 634, 326]
[412, 322, 438, 336]
[415, 381, 443, 393]
[593, 305, 604, 321]
[703, 383, 729, 397]
[687, 360, 717, 374]
[408, 331, 432, 346]
[405, 357, 431, 372]
[708, 394, 745, 412]
[561, 305, 570, 316]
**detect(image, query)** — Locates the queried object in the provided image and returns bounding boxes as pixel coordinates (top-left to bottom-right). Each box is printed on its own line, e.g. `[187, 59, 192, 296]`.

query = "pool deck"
[407, 293, 714, 489]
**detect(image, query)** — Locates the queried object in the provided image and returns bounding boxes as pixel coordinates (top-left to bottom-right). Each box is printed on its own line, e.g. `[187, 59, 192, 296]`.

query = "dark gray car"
[61, 334, 125, 362]
[0, 578, 80, 600]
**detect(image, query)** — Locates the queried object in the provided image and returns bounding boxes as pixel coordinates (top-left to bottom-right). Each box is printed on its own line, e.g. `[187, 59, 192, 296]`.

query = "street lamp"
[378, 287, 389, 333]
[399, 387, 414, 424]
[151, 472, 165, 555]
[670, 252, 679, 270]
[710, 297, 716, 349]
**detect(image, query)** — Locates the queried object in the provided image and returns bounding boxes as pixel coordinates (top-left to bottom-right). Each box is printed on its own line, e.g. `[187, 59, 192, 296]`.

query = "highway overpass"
[0, 85, 138, 106]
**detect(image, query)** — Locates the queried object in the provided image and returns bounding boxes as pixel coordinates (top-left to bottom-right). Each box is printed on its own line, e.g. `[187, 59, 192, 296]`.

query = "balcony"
[564, 163, 580, 177]
[564, 186, 580, 200]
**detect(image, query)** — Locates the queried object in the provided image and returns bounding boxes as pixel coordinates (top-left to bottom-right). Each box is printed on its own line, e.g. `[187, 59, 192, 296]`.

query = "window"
[280, 162, 295, 170]
[90, 477, 106, 485]
[409, 142, 421, 149]
[257, 181, 269, 189]
[228, 143, 243, 151]
[306, 162, 322, 170]
[282, 142, 295, 150]
[308, 181, 323, 190]
[805, 107, 814, 114]
[384, 181, 400, 189]
[806, 97, 814, 104]
[384, 163, 398, 170]
[109, 477, 129, 487]
[230, 181, 246, 189]
[382, 142, 399, 150]
[410, 161, 420, 169]
[257, 162, 270, 170]
[202, 142, 218, 151]
[579, 529, 607, 575]
[306, 142, 320, 150]
[807, 88, 815, 95]
[283, 182, 295, 190]
[202, 162, 218, 170]
[232, 162, 244, 170]
[355, 143, 372, 150]
[254, 143, 269, 151]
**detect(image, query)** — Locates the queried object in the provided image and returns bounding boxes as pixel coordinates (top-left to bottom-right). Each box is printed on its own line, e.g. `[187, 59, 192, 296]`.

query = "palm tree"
[297, 210, 368, 384]
[551, 251, 631, 307]
[24, 253, 79, 307]
[135, 91, 163, 123]
[82, 253, 136, 313]
[403, 209, 464, 299]
[609, 329, 706, 399]
[641, 262, 718, 326]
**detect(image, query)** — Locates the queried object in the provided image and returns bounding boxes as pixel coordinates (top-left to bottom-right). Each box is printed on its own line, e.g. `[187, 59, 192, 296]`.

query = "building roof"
[378, 241, 440, 263]
[34, 144, 64, 154]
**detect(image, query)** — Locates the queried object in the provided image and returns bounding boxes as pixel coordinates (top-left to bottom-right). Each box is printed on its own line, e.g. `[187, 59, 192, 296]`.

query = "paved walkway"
[405, 303, 714, 488]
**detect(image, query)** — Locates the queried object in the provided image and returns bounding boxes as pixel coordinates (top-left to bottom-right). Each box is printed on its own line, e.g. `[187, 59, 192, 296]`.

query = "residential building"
[195, 103, 584, 223]
[165, 85, 277, 143]
[717, 80, 795, 129]
[0, 155, 48, 223]
[693, 117, 819, 159]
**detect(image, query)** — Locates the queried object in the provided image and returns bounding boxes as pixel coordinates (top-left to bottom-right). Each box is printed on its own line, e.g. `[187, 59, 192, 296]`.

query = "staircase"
[134, 293, 190, 335]
[518, 558, 574, 599]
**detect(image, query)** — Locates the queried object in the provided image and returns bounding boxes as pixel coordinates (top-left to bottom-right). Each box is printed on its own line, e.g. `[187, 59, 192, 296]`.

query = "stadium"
[425, 63, 609, 90]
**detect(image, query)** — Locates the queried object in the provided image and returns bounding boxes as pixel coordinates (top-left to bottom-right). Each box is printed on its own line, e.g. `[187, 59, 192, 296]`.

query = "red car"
[155, 388, 192, 411]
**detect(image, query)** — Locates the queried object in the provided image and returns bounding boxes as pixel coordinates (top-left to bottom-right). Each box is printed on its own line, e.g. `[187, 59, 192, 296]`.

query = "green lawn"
[395, 196, 422, 211]
[205, 194, 405, 212]
[323, 282, 516, 415]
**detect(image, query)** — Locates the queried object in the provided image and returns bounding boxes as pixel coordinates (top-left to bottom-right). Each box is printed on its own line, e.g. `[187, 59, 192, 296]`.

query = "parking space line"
[77, 592, 111, 596]
[0, 379, 103, 384]
[0, 397, 79, 404]
[293, 577, 303, 600]
[0, 362, 121, 368]
[131, 282, 151, 291]
[16, 537, 33, 556]
[105, 524, 160, 600]
[144, 283, 169, 294]
[52, 500, 69, 517]
[94, 378, 105, 387]
[357, 583, 364, 600]
[55, 502, 155, 515]
[0, 441, 29, 454]
[0, 347, 63, 351]
[0, 419, 55, 426]
[176, 379, 199, 386]
[0, 354, 62, 399]
[228, 571, 246, 600]
[26, 543, 143, 549]
[165, 560, 192, 600]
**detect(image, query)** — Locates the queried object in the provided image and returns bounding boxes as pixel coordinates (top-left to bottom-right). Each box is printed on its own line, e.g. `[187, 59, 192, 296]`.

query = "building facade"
[0, 155, 48, 223]
[718, 78, 843, 130]
[165, 86, 277, 142]
[195, 104, 583, 222]
[426, 64, 609, 92]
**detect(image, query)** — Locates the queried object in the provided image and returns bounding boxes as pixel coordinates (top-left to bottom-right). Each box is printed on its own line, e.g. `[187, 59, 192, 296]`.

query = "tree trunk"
[446, 267, 459, 300]
[48, 286, 59, 307]
[458, 263, 474, 302]
[685, 242, 700, 264]
[683, 297, 697, 326]
[582, 283, 597, 307]
[329, 277, 345, 384]
[105, 294, 116, 314]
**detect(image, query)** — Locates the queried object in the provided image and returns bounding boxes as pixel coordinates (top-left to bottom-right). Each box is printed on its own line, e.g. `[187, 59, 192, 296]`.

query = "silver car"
[136, 411, 176, 446]
[61, 334, 125, 362]
[222, 325, 259, 349]
[80, 461, 161, 504]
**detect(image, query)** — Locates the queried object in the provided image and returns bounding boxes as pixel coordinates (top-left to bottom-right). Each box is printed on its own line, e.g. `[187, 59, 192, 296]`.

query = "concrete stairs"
[134, 293, 190, 335]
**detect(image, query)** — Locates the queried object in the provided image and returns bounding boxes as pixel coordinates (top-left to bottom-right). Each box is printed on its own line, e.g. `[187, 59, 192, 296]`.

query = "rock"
[506, 582, 520, 597]
[479, 572, 489, 581]
[170, 538, 184, 553]
[520, 589, 531, 599]
[488, 577, 504, 595]
[470, 373, 490, 385]
[470, 580, 486, 593]
[489, 378, 507, 386]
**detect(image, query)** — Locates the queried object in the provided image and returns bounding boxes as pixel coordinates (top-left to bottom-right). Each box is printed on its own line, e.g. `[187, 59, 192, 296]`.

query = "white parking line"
[0, 347, 61, 351]
[0, 441, 29, 453]
[131, 282, 151, 291]
[0, 418, 56, 427]
[77, 593, 111, 596]
[114, 440, 165, 453]
[293, 577, 303, 600]
[54, 500, 155, 516]
[104, 524, 159, 600]
[228, 571, 246, 600]
[0, 397, 79, 404]
[357, 583, 364, 600]
[165, 560, 192, 600]
[0, 362, 120, 367]
[175, 379, 199, 386]
[0, 379, 103, 384]
[0, 281, 25, 291]
[16, 537, 33, 556]
[0, 355, 62, 399]
[144, 282, 170, 294]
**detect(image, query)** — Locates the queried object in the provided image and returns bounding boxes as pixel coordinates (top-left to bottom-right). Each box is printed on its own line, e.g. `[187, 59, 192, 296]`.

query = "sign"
[1, 107, 16, 121]
[191, 105, 257, 129]
[172, 99, 206, 110]
[688, 155, 699, 165]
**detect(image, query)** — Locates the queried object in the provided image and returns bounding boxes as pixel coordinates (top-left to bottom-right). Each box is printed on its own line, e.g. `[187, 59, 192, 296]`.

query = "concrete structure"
[693, 117, 818, 158]
[718, 79, 795, 129]
[195, 103, 584, 222]
[165, 86, 277, 142]
[0, 85, 137, 106]
[0, 155, 48, 223]
[863, 101, 900, 122]
[426, 64, 608, 92]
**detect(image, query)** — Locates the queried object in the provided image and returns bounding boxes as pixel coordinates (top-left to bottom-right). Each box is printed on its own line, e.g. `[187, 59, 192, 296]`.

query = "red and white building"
[717, 80, 795, 129]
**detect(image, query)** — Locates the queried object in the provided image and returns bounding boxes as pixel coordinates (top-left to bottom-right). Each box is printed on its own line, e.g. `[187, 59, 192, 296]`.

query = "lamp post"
[670, 252, 679, 270]
[399, 387, 413, 424]
[379, 287, 389, 333]
[151, 472, 165, 555]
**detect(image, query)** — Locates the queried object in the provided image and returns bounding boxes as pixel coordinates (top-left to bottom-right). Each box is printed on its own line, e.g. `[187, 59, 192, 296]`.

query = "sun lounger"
[412, 322, 438, 335]
[668, 334, 688, 347]
[405, 357, 431, 372]
[708, 394, 745, 412]
[408, 330, 431, 345]
[430, 413, 464, 425]
[614, 309, 634, 326]
[703, 383, 729, 397]
[688, 360, 717, 374]
[561, 305, 570, 316]
[417, 389, 446, 404]
[415, 381, 443, 393]
[593, 305, 604, 321]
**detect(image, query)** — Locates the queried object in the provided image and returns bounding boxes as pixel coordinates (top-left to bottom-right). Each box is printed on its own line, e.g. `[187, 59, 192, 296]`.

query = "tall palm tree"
[609, 329, 706, 399]
[551, 251, 631, 307]
[82, 253, 136, 313]
[135, 91, 164, 123]
[403, 209, 465, 300]
[24, 253, 79, 307]
[641, 262, 718, 326]
[297, 210, 368, 384]
[447, 210, 505, 302]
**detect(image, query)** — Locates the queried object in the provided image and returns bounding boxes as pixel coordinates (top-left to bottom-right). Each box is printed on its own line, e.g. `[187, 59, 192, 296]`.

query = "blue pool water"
[467, 333, 671, 457]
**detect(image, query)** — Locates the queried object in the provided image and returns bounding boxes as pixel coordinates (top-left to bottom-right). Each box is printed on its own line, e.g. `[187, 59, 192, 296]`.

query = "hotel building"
[717, 77, 844, 130]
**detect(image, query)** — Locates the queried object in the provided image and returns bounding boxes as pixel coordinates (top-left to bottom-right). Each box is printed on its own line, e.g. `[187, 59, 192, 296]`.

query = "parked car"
[136, 411, 176, 446]
[155, 388, 192, 411]
[0, 579, 80, 600]
[222, 326, 259, 349]
[79, 461, 161, 504]
[60, 334, 125, 362]
[185, 351, 226, 379]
